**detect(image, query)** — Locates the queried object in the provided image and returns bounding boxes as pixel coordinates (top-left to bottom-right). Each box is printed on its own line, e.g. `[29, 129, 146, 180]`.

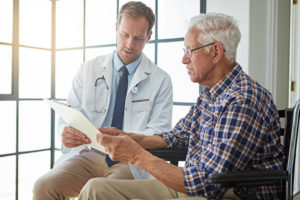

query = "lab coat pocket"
[132, 100, 151, 112]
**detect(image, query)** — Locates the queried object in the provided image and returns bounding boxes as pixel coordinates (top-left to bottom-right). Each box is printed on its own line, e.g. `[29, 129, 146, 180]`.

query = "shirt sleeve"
[183, 101, 267, 197]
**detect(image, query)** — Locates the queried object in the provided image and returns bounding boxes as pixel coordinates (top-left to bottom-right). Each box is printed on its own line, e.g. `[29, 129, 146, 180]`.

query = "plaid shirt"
[156, 65, 285, 199]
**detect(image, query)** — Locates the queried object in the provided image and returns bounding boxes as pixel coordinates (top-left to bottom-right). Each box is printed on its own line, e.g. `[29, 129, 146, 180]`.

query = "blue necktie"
[106, 66, 128, 167]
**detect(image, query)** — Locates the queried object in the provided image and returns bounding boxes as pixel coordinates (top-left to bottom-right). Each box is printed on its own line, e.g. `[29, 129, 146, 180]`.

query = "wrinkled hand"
[62, 126, 91, 148]
[97, 132, 143, 164]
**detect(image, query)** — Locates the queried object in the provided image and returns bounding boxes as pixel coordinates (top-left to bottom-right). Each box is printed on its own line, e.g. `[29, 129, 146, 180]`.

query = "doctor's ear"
[146, 31, 152, 42]
[115, 22, 119, 31]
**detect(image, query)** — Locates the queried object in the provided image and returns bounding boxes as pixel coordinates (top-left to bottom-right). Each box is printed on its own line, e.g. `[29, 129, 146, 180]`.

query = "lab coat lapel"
[128, 54, 152, 95]
[100, 53, 113, 92]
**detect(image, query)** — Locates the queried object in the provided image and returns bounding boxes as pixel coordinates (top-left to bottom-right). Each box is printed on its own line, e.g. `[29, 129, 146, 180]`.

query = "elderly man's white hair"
[187, 13, 241, 65]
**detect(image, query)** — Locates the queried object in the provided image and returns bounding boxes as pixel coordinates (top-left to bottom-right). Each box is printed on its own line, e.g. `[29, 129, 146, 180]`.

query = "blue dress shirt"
[101, 51, 142, 128]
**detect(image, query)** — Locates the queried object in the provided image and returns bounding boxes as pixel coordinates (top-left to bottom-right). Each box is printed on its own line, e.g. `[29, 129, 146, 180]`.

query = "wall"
[276, 0, 291, 109]
[290, 0, 300, 194]
[206, 0, 250, 73]
[290, 1, 300, 106]
[206, 0, 291, 109]
[248, 0, 267, 88]
[249, 0, 290, 110]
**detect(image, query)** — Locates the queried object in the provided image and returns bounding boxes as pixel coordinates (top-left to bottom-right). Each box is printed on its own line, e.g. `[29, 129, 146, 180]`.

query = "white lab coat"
[56, 52, 173, 179]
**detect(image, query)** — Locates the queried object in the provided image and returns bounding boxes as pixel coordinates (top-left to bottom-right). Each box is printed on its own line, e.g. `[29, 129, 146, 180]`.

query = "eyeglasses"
[183, 42, 215, 58]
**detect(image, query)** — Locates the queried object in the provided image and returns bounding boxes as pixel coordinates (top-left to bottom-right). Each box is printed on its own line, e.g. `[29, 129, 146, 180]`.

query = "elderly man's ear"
[212, 43, 224, 63]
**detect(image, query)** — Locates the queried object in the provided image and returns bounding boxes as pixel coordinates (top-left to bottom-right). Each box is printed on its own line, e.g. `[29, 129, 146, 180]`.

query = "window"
[158, 0, 200, 39]
[0, 0, 13, 95]
[56, 0, 83, 48]
[19, 0, 51, 48]
[19, 48, 51, 98]
[0, 0, 53, 199]
[0, 101, 16, 155]
[0, 156, 15, 200]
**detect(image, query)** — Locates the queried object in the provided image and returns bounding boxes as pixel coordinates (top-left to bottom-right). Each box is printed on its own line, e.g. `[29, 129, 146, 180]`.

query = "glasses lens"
[187, 49, 192, 58]
[183, 48, 191, 58]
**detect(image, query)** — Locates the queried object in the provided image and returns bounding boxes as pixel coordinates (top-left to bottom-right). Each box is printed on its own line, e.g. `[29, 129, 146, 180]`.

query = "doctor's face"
[116, 14, 152, 65]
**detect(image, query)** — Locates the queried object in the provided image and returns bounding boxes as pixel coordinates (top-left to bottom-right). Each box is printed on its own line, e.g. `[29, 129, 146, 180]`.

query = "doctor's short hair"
[118, 1, 155, 35]
[187, 13, 241, 65]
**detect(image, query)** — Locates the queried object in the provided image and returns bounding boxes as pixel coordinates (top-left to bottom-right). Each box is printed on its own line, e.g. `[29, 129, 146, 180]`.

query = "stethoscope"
[94, 76, 107, 88]
[93, 75, 139, 112]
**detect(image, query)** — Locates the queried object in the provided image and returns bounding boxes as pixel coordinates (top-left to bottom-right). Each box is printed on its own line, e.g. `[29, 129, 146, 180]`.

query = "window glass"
[19, 101, 50, 152]
[0, 156, 15, 200]
[19, 48, 51, 98]
[0, 101, 16, 154]
[0, 0, 13, 43]
[158, 0, 200, 39]
[143, 43, 154, 62]
[55, 150, 63, 163]
[172, 105, 192, 126]
[56, 0, 83, 48]
[85, 44, 154, 64]
[0, 45, 12, 94]
[56, 50, 83, 99]
[119, 0, 155, 11]
[158, 42, 198, 102]
[19, 0, 51, 48]
[119, 0, 155, 41]
[86, 0, 117, 46]
[55, 115, 61, 149]
[19, 152, 50, 200]
[206, 0, 250, 72]
[54, 104, 64, 149]
[85, 46, 116, 61]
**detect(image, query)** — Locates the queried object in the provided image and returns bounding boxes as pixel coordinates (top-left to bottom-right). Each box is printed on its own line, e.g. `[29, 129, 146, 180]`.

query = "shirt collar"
[113, 51, 142, 75]
[204, 64, 242, 101]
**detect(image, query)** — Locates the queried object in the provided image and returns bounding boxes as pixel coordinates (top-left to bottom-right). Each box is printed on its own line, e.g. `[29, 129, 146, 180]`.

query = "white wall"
[290, 0, 300, 195]
[249, 0, 290, 110]
[276, 0, 291, 109]
[290, 1, 300, 107]
[206, 0, 290, 109]
[206, 0, 250, 73]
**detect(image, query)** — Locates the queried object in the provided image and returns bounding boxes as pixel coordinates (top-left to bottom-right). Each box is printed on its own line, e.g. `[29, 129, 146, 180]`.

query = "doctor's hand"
[62, 126, 91, 148]
[99, 127, 127, 136]
[97, 133, 144, 164]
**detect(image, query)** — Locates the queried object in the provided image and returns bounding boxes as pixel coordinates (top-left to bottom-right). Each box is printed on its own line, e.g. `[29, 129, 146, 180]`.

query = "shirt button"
[103, 109, 107, 113]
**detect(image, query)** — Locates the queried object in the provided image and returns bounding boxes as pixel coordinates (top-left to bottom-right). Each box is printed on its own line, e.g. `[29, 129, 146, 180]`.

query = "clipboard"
[44, 99, 105, 153]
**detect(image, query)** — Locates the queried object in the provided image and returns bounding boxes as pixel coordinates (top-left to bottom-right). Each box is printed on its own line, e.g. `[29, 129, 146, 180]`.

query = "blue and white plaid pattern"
[156, 65, 285, 199]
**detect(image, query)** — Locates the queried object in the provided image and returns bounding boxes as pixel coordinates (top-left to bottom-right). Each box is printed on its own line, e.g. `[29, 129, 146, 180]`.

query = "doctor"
[33, 1, 173, 200]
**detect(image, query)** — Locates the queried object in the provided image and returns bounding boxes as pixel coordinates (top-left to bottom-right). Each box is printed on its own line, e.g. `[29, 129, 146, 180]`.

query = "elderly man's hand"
[97, 128, 143, 164]
[62, 126, 91, 148]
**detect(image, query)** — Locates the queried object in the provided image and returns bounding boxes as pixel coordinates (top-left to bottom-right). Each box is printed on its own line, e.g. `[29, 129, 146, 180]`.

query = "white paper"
[44, 99, 105, 153]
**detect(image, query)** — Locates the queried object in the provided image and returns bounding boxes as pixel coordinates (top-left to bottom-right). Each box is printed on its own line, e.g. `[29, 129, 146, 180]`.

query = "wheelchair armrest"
[147, 148, 187, 165]
[208, 170, 288, 188]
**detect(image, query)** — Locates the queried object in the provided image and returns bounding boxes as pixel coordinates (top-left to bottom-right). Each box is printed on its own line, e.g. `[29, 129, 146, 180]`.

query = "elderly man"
[78, 13, 285, 199]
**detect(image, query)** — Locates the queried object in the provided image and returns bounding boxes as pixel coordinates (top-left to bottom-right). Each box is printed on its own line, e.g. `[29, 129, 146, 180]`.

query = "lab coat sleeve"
[57, 63, 85, 153]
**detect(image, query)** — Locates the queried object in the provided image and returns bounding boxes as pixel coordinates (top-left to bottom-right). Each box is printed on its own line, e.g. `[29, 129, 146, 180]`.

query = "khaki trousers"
[78, 178, 240, 200]
[32, 150, 133, 200]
